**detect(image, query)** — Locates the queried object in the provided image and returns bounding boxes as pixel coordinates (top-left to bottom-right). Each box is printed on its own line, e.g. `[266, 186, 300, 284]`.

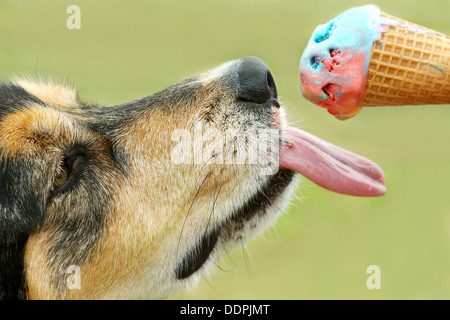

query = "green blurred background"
[1, 0, 448, 299]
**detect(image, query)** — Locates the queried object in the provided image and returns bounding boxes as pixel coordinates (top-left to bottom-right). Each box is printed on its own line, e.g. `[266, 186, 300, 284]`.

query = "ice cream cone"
[363, 12, 450, 107]
[299, 5, 450, 120]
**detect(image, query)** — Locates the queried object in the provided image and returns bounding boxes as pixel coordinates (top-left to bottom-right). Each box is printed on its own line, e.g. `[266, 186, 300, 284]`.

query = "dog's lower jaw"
[172, 169, 299, 298]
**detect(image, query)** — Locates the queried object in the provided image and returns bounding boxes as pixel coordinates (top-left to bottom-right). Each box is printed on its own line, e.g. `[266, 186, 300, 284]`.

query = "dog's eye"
[53, 158, 70, 190]
[54, 169, 69, 189]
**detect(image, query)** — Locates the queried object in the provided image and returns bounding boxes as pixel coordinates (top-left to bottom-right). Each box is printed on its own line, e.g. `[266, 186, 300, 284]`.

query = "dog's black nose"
[237, 57, 277, 104]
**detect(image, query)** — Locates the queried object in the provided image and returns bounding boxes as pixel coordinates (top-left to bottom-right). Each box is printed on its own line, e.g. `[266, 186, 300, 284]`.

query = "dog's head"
[0, 57, 385, 299]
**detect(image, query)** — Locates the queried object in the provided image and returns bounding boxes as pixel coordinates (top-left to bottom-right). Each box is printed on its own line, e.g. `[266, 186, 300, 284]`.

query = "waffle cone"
[363, 12, 450, 106]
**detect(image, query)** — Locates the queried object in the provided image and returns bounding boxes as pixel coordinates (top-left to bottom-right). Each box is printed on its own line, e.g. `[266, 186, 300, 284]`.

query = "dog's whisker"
[194, 152, 217, 185]
[268, 227, 284, 246]
[220, 241, 236, 271]
[212, 254, 234, 273]
[204, 168, 224, 235]
[176, 171, 211, 257]
[200, 274, 220, 295]
[176, 150, 225, 257]
[240, 238, 252, 278]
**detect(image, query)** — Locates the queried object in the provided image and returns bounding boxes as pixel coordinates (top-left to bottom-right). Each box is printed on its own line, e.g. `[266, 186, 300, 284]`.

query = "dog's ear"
[0, 158, 46, 300]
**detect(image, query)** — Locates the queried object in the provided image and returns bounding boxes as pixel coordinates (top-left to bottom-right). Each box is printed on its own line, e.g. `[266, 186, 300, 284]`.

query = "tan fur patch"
[13, 78, 81, 111]
[0, 105, 64, 156]
[25, 233, 59, 299]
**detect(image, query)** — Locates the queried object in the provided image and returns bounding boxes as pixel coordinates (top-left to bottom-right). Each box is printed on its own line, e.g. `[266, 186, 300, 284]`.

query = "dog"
[0, 56, 385, 299]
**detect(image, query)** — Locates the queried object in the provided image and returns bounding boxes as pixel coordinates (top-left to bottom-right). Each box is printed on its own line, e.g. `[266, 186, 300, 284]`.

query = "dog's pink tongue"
[280, 127, 385, 197]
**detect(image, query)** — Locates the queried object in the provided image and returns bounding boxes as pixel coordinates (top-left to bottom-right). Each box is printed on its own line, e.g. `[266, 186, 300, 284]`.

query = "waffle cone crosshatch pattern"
[364, 12, 450, 106]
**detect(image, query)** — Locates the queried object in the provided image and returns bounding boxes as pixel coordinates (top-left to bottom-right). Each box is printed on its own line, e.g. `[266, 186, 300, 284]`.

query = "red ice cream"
[299, 5, 388, 120]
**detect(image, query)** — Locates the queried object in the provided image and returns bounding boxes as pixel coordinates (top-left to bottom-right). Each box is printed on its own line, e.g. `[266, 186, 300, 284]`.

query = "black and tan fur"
[0, 57, 298, 299]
